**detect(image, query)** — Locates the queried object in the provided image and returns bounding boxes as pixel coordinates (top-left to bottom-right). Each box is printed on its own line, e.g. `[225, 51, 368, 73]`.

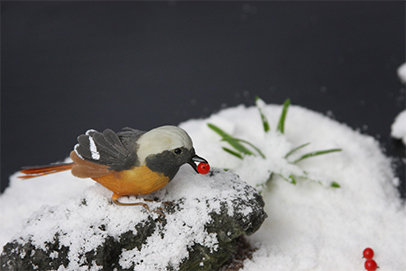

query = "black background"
[2, 1, 405, 198]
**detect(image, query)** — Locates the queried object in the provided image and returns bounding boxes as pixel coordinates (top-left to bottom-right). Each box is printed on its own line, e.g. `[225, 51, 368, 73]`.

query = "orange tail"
[19, 163, 75, 179]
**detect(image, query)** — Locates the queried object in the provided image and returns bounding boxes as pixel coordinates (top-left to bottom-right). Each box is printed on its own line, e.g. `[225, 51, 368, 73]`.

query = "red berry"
[197, 162, 210, 174]
[363, 248, 374, 259]
[364, 259, 378, 271]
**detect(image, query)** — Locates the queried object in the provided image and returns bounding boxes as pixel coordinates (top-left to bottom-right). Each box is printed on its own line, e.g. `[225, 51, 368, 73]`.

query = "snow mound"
[180, 103, 406, 271]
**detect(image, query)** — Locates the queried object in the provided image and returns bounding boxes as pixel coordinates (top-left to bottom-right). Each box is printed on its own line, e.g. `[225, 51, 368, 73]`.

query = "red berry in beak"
[197, 162, 210, 174]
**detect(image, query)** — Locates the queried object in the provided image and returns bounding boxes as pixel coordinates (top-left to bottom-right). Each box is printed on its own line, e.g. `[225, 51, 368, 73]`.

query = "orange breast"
[92, 165, 170, 196]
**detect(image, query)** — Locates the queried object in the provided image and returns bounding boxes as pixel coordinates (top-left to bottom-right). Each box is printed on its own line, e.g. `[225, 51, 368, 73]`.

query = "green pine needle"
[289, 175, 297, 185]
[285, 142, 311, 159]
[208, 123, 265, 158]
[277, 98, 290, 134]
[255, 96, 270, 132]
[294, 148, 342, 164]
[208, 123, 254, 156]
[278, 174, 297, 185]
[222, 147, 243, 159]
[235, 138, 266, 159]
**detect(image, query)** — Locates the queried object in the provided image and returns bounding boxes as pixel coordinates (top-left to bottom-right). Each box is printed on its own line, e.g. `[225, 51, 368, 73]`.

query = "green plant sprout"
[207, 124, 266, 159]
[208, 97, 342, 189]
[255, 96, 270, 132]
[277, 98, 290, 134]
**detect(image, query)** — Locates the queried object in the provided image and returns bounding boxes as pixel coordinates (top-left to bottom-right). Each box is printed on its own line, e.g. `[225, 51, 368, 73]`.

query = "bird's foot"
[112, 194, 171, 220]
[112, 197, 151, 210]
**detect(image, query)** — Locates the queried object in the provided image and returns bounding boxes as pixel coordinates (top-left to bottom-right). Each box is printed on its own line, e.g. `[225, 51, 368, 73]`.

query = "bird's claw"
[112, 194, 173, 222]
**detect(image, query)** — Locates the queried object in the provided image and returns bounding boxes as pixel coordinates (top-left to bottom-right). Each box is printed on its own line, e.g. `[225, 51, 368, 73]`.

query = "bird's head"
[136, 126, 208, 180]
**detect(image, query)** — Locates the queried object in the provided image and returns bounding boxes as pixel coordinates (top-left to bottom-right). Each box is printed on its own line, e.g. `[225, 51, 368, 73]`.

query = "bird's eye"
[173, 148, 183, 155]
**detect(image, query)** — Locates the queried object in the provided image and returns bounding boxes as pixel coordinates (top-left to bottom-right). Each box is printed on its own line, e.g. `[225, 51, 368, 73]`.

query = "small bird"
[19, 125, 209, 206]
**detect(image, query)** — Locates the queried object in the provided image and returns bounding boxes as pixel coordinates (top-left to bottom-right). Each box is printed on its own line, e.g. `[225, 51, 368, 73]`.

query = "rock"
[0, 167, 267, 271]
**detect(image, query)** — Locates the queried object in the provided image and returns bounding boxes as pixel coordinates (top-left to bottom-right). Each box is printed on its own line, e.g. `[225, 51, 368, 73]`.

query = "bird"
[19, 125, 209, 206]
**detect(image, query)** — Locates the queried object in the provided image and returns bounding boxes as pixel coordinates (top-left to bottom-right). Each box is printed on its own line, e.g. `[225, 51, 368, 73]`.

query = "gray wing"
[74, 128, 144, 171]
[117, 127, 146, 150]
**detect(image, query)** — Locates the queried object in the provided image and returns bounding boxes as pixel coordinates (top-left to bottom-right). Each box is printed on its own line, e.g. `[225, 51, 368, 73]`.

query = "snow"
[180, 103, 406, 271]
[397, 63, 406, 83]
[391, 110, 406, 145]
[0, 163, 94, 248]
[393, 63, 406, 145]
[2, 167, 260, 270]
[1, 101, 406, 270]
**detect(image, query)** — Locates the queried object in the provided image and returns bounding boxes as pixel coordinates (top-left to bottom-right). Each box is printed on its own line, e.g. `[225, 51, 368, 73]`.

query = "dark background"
[2, 1, 405, 198]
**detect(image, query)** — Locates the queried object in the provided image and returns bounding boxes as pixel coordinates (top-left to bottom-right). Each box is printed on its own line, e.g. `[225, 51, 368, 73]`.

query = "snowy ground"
[1, 101, 405, 270]
[181, 103, 406, 271]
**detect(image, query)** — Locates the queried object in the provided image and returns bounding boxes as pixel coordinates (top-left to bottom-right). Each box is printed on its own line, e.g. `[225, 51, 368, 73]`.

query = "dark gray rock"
[1, 168, 267, 271]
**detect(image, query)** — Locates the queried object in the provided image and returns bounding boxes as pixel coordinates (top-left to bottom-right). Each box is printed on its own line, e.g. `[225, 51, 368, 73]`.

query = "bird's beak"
[188, 154, 208, 173]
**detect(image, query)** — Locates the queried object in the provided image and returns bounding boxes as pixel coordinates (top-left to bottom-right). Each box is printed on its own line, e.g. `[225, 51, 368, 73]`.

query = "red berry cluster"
[363, 248, 378, 271]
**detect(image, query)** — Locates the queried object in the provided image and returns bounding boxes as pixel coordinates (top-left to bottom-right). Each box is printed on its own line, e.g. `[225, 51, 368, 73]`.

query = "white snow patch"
[0, 157, 95, 248]
[391, 110, 406, 145]
[397, 63, 406, 83]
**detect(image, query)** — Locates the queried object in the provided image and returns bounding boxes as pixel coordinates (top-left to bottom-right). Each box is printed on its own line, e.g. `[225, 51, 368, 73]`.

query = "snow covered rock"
[0, 168, 267, 271]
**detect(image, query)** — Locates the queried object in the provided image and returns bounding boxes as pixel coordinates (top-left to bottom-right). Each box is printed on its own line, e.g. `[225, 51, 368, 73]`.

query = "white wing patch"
[88, 136, 100, 160]
[74, 129, 102, 161]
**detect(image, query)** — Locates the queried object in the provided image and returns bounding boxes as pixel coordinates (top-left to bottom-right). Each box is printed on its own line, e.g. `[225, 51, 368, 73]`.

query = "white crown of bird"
[136, 126, 193, 164]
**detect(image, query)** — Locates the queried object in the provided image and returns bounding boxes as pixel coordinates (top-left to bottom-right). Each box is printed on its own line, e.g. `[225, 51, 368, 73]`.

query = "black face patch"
[145, 147, 193, 180]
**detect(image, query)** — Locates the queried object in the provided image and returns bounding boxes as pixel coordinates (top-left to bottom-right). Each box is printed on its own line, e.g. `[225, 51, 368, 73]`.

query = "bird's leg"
[161, 201, 174, 208]
[143, 199, 175, 214]
[112, 194, 150, 211]
[141, 199, 167, 217]
[143, 198, 174, 207]
[112, 194, 170, 219]
[152, 208, 165, 218]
